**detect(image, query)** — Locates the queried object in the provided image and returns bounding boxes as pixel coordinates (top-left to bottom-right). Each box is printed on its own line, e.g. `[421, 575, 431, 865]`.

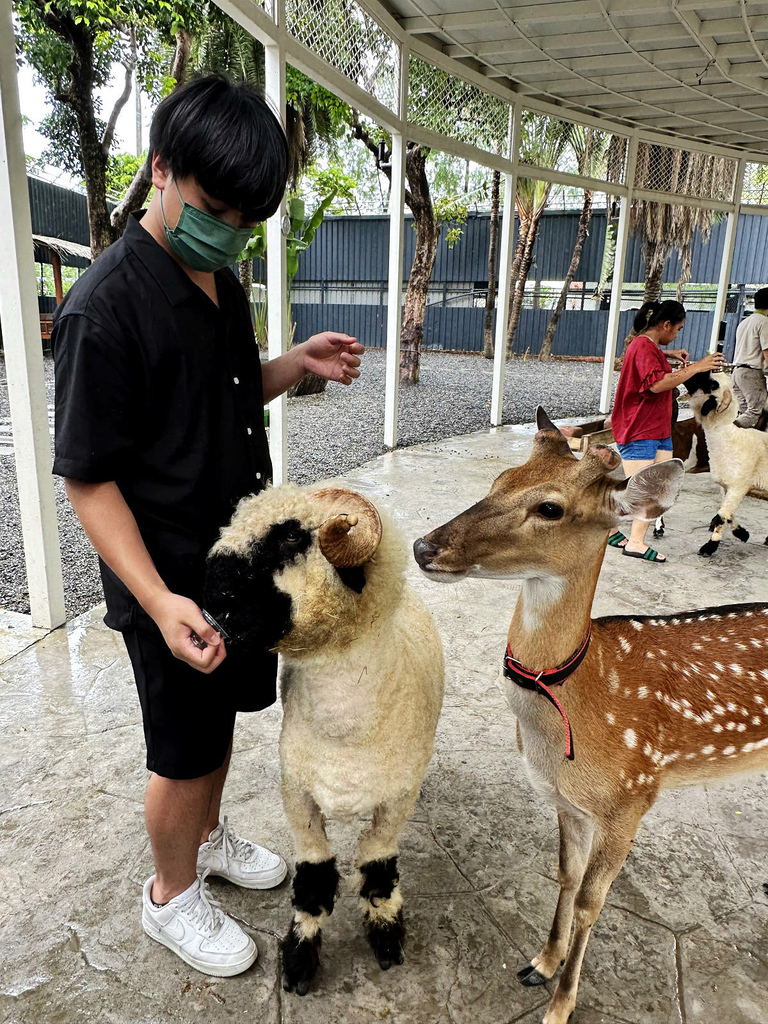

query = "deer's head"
[413, 408, 684, 582]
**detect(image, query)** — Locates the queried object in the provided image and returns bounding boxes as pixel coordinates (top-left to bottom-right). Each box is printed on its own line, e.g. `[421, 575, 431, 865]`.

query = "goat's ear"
[611, 460, 685, 521]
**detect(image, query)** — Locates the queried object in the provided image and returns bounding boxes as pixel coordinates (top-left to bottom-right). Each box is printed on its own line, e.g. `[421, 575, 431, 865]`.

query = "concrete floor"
[2, 422, 768, 1024]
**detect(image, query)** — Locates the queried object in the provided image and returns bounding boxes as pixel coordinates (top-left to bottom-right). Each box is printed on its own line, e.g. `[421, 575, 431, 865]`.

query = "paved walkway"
[2, 423, 768, 1024]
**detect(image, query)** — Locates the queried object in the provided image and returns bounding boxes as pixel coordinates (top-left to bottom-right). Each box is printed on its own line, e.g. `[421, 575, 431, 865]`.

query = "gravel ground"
[0, 350, 615, 619]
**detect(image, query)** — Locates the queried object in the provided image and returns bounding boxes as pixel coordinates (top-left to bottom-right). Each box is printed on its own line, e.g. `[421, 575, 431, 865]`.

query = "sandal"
[607, 531, 628, 548]
[622, 546, 666, 563]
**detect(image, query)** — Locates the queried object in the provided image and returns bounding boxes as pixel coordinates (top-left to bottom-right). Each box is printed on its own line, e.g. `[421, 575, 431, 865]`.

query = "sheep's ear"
[700, 396, 718, 416]
[336, 566, 366, 593]
[611, 460, 685, 521]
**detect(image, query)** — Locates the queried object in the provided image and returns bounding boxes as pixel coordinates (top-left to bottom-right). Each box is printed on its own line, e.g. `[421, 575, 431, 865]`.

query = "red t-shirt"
[611, 335, 673, 445]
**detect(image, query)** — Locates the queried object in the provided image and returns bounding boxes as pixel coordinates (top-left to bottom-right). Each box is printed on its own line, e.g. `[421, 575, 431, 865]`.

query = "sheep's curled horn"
[312, 488, 383, 567]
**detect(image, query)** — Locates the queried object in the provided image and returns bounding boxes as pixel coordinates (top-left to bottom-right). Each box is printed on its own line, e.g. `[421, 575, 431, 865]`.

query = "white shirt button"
[255, 472, 262, 480]
[247, 427, 252, 435]
[233, 377, 239, 384]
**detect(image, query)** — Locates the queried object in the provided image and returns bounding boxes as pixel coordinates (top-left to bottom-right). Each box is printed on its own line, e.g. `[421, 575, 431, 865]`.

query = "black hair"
[632, 300, 686, 333]
[148, 74, 289, 222]
[754, 287, 768, 310]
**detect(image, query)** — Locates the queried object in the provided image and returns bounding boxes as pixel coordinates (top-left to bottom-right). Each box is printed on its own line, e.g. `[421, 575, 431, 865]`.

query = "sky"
[17, 59, 154, 189]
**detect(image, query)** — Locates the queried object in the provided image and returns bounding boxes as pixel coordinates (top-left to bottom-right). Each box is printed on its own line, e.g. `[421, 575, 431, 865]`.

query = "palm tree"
[539, 127, 610, 360]
[482, 169, 501, 359]
[505, 114, 575, 356]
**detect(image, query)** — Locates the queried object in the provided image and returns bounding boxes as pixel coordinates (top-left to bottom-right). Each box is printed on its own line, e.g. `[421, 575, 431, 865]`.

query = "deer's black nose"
[413, 536, 441, 567]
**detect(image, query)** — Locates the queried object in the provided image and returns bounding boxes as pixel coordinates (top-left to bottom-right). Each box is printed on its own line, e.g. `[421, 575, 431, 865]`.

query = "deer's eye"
[537, 502, 564, 520]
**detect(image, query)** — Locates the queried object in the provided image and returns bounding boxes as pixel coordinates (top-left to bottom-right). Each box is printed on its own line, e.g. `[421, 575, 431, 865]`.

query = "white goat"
[204, 484, 444, 994]
[686, 370, 768, 556]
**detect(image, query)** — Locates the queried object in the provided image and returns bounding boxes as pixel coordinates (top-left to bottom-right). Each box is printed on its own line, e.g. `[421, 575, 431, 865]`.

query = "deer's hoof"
[518, 964, 548, 986]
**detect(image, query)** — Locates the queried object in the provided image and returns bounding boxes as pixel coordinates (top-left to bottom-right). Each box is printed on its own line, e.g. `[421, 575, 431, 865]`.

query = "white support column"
[384, 46, 408, 450]
[599, 134, 638, 415]
[490, 108, 519, 427]
[384, 131, 406, 449]
[0, 0, 65, 630]
[709, 159, 745, 353]
[264, 35, 289, 484]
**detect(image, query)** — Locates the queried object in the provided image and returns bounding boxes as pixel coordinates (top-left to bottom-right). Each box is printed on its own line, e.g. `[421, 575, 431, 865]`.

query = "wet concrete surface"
[2, 421, 768, 1024]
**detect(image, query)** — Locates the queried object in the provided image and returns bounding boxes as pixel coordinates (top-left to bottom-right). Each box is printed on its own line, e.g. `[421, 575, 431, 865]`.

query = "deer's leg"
[542, 809, 644, 1024]
[280, 782, 338, 996]
[518, 810, 593, 986]
[355, 794, 416, 970]
[699, 483, 750, 556]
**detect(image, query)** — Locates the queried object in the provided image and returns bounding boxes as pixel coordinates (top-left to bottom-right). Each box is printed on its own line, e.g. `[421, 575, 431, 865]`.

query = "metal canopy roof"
[385, 0, 768, 156]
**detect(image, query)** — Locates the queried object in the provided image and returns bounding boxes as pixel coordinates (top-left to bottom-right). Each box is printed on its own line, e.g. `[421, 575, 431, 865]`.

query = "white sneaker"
[197, 816, 287, 890]
[142, 870, 257, 977]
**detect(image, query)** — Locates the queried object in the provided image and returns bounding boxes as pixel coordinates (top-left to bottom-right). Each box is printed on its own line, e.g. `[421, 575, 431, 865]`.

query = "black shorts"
[122, 611, 278, 780]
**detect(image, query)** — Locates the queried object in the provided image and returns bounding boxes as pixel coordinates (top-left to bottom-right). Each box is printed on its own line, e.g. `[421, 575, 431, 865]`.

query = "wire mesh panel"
[742, 162, 768, 206]
[285, 0, 400, 112]
[518, 111, 628, 186]
[408, 56, 510, 156]
[634, 142, 737, 203]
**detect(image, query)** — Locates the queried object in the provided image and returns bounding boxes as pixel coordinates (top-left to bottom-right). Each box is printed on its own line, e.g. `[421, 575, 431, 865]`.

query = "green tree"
[14, 0, 201, 256]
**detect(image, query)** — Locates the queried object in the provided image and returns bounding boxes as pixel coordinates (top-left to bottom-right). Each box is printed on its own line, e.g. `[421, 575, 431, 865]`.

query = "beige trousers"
[733, 366, 767, 428]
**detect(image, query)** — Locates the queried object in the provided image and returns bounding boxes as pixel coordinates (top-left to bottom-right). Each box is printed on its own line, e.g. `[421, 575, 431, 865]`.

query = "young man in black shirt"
[52, 75, 363, 977]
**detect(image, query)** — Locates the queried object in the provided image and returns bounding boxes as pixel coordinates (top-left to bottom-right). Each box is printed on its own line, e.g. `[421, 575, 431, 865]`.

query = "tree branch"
[349, 109, 414, 210]
[102, 28, 136, 154]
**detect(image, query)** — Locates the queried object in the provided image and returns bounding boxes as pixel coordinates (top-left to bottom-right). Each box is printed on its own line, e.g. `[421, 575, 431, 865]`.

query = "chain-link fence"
[285, 0, 400, 112]
[634, 142, 737, 203]
[407, 56, 510, 156]
[518, 111, 628, 186]
[742, 162, 768, 206]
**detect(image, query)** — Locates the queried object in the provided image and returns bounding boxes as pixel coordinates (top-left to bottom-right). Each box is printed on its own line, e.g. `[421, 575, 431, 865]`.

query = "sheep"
[686, 370, 768, 556]
[203, 484, 445, 994]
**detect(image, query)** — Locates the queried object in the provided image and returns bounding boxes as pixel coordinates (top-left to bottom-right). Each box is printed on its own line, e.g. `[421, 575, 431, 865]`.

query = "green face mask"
[161, 181, 254, 273]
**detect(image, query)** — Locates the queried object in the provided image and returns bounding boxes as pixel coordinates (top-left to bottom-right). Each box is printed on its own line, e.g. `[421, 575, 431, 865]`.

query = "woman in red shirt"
[609, 300, 724, 562]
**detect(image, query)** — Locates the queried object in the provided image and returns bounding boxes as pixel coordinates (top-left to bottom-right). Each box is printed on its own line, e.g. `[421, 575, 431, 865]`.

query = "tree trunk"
[110, 30, 192, 235]
[643, 241, 666, 302]
[483, 169, 501, 359]
[539, 190, 594, 361]
[400, 145, 439, 385]
[506, 214, 540, 356]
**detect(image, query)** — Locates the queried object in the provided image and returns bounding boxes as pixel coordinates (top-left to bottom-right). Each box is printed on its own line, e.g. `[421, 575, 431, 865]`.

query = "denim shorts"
[616, 436, 673, 460]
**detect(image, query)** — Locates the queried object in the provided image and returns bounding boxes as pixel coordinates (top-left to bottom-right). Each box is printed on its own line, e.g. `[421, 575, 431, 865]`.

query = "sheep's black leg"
[652, 515, 665, 538]
[280, 858, 339, 995]
[359, 857, 405, 970]
[700, 513, 725, 557]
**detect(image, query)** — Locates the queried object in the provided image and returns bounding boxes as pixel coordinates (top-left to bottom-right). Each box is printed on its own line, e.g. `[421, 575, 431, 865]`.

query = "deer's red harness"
[502, 627, 592, 761]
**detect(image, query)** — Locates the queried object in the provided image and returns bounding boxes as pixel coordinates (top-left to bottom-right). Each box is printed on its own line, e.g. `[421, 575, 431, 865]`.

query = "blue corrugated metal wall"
[294, 210, 768, 287]
[293, 305, 721, 360]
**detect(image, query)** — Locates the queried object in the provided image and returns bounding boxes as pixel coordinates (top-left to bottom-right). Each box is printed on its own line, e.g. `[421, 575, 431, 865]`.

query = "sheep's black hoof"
[708, 513, 725, 531]
[517, 964, 547, 986]
[280, 927, 321, 995]
[698, 539, 720, 557]
[365, 911, 405, 970]
[762, 881, 768, 896]
[733, 525, 750, 542]
[763, 536, 768, 547]
[653, 517, 665, 538]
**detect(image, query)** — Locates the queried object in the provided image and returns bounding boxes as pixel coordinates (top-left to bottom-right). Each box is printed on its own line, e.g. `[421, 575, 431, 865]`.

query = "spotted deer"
[413, 408, 768, 1024]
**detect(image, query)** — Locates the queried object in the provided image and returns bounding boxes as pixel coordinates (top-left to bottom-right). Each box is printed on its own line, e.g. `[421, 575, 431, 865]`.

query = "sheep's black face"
[684, 370, 720, 396]
[203, 518, 313, 653]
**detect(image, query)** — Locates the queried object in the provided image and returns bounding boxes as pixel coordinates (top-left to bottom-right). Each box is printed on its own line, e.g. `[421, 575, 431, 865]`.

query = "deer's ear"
[611, 460, 685, 521]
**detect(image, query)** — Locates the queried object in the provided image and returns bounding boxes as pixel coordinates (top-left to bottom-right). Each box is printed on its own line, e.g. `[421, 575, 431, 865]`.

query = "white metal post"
[709, 159, 745, 353]
[599, 134, 639, 415]
[384, 131, 406, 449]
[490, 106, 519, 427]
[384, 46, 408, 450]
[264, 35, 289, 484]
[0, 0, 65, 629]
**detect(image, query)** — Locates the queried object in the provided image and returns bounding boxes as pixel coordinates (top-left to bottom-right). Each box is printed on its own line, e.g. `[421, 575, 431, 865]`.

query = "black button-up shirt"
[53, 212, 272, 629]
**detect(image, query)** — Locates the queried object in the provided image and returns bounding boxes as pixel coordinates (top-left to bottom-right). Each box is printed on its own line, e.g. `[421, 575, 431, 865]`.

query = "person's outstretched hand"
[300, 332, 364, 385]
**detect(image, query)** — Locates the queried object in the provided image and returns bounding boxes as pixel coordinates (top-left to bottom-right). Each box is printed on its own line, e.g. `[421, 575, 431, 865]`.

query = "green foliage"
[105, 150, 148, 198]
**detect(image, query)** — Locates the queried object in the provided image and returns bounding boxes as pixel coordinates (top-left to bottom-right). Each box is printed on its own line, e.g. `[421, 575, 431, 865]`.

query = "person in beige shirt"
[732, 287, 768, 428]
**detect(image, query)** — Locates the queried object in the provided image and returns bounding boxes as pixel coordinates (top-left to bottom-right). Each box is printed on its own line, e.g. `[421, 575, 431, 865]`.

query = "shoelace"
[184, 869, 225, 937]
[218, 816, 268, 868]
